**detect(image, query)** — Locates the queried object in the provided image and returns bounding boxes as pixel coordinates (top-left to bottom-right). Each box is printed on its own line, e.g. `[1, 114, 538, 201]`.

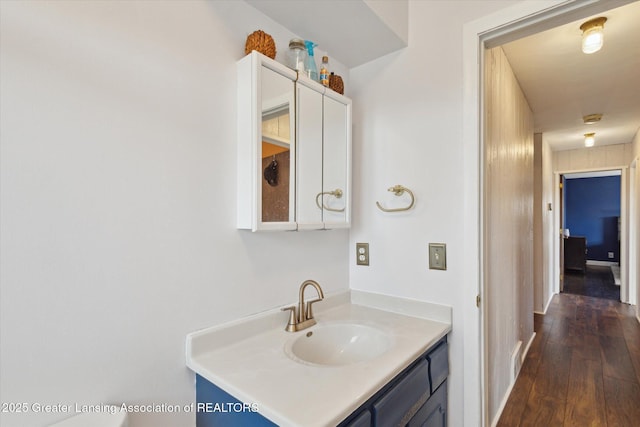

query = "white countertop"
[186, 291, 451, 427]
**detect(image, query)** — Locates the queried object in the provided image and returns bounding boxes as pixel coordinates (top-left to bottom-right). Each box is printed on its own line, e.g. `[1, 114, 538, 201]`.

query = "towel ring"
[376, 185, 415, 212]
[316, 189, 345, 212]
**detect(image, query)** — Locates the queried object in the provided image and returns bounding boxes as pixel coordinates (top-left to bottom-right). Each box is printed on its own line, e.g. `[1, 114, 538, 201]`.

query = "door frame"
[629, 158, 638, 306]
[462, 0, 635, 425]
[553, 168, 627, 301]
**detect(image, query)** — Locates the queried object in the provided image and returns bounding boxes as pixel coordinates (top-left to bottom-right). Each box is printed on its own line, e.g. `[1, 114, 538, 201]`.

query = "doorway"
[463, 1, 640, 426]
[560, 170, 622, 301]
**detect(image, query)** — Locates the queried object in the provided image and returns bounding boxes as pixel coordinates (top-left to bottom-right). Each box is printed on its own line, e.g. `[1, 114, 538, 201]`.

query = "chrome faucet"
[281, 280, 324, 332]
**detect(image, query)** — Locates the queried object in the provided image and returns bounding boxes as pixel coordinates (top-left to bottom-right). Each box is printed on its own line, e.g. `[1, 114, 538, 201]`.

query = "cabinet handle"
[376, 185, 415, 212]
[315, 189, 345, 212]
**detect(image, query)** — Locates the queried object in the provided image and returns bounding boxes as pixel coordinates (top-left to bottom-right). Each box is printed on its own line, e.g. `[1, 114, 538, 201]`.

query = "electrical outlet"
[608, 252, 614, 259]
[429, 243, 447, 270]
[356, 243, 369, 266]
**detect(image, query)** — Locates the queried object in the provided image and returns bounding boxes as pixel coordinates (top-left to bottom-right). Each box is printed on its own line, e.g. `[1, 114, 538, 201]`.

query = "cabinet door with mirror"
[296, 79, 351, 229]
[296, 80, 324, 230]
[322, 90, 351, 228]
[237, 52, 297, 231]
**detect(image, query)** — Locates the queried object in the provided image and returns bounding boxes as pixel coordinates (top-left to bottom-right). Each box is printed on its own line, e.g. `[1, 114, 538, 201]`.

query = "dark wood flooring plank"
[519, 392, 565, 427]
[614, 300, 636, 317]
[567, 317, 594, 348]
[599, 335, 637, 381]
[535, 312, 553, 334]
[533, 340, 572, 399]
[563, 352, 606, 427]
[597, 314, 624, 337]
[497, 368, 536, 427]
[570, 332, 602, 362]
[620, 315, 640, 354]
[519, 339, 570, 426]
[604, 376, 640, 426]
[523, 332, 548, 371]
[575, 304, 598, 332]
[548, 315, 575, 346]
[631, 350, 640, 386]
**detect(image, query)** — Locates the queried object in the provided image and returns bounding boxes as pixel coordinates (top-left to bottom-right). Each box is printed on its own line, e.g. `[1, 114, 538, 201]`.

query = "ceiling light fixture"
[583, 113, 603, 124]
[584, 132, 595, 147]
[580, 17, 607, 54]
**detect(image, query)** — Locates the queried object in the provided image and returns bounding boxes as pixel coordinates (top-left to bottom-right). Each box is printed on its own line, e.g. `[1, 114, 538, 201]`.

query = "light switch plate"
[356, 243, 369, 266]
[429, 243, 447, 270]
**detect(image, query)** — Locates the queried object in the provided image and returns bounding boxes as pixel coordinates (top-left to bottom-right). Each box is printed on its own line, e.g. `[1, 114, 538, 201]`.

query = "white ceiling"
[501, 1, 640, 151]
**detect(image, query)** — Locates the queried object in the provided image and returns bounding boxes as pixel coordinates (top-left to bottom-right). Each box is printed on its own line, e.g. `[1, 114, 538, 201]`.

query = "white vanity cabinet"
[237, 51, 351, 231]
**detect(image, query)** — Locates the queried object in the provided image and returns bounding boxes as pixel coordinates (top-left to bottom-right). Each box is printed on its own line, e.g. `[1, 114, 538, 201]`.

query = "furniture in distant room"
[564, 236, 587, 273]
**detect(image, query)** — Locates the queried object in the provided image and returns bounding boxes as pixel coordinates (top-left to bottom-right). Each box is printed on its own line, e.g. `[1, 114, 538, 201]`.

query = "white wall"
[554, 143, 634, 171]
[542, 135, 556, 313]
[534, 134, 556, 313]
[0, 2, 350, 426]
[348, 2, 518, 427]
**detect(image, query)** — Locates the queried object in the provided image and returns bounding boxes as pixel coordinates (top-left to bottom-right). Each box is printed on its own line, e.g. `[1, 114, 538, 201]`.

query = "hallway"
[497, 293, 640, 426]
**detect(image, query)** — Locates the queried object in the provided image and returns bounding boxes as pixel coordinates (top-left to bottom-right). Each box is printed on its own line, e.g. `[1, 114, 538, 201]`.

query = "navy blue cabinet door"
[407, 382, 447, 427]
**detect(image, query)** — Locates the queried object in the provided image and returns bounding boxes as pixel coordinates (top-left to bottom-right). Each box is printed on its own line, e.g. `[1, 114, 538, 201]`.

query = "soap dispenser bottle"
[304, 40, 318, 81]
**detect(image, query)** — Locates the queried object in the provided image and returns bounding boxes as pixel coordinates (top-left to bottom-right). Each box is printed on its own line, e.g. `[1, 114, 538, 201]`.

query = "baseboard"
[490, 332, 536, 427]
[586, 260, 618, 267]
[522, 332, 536, 363]
[491, 373, 518, 427]
[610, 265, 621, 286]
[533, 294, 554, 316]
[544, 293, 554, 313]
[510, 340, 523, 382]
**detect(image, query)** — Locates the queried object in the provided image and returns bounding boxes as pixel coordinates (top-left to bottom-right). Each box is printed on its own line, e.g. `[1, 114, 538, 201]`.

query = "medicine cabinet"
[237, 51, 351, 231]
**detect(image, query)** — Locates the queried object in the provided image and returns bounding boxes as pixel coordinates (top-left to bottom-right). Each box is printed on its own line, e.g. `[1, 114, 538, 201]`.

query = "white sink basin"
[284, 323, 393, 366]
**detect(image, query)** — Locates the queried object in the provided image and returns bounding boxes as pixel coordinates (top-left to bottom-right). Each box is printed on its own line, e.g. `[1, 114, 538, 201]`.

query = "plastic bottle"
[286, 39, 307, 72]
[304, 40, 318, 81]
[319, 56, 330, 87]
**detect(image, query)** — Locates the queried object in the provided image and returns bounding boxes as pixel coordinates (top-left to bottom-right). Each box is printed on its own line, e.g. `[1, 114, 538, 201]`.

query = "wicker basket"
[245, 30, 276, 59]
[329, 73, 344, 95]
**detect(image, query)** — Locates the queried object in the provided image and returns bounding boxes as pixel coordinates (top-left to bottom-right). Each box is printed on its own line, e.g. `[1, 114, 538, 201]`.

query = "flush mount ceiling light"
[583, 113, 603, 124]
[580, 17, 607, 54]
[584, 132, 596, 147]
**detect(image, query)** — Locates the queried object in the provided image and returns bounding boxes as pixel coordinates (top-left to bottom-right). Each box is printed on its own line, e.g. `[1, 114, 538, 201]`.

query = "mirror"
[260, 66, 295, 224]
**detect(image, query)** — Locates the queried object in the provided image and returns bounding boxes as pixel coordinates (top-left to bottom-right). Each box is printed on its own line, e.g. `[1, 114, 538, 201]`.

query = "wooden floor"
[497, 293, 640, 426]
[562, 265, 620, 301]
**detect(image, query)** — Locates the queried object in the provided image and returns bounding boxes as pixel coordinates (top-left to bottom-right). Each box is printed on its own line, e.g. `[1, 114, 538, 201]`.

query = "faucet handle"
[304, 298, 323, 321]
[281, 306, 298, 331]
